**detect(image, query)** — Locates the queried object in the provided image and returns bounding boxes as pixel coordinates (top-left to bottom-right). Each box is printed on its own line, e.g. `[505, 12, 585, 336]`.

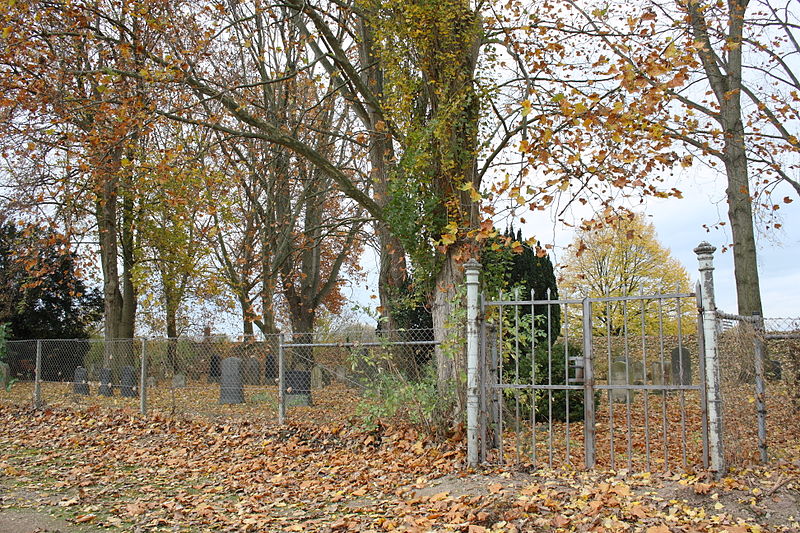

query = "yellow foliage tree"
[559, 214, 693, 336]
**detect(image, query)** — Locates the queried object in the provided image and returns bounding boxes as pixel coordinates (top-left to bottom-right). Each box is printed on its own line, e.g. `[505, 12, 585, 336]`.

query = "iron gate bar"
[670, 298, 691, 468]
[640, 296, 651, 470]
[479, 288, 704, 472]
[484, 293, 696, 308]
[658, 298, 669, 470]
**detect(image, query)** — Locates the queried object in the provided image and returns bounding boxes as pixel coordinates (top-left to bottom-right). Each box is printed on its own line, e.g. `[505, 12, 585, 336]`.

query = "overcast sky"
[347, 166, 799, 323]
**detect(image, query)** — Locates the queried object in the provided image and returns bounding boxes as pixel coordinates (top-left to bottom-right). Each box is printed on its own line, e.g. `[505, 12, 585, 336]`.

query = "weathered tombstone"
[331, 365, 348, 384]
[208, 353, 221, 383]
[609, 360, 633, 403]
[242, 357, 261, 386]
[311, 365, 330, 389]
[98, 368, 114, 396]
[264, 354, 277, 382]
[120, 365, 137, 398]
[629, 360, 646, 385]
[650, 361, 670, 395]
[219, 357, 244, 404]
[285, 369, 311, 406]
[147, 376, 156, 388]
[73, 366, 89, 395]
[172, 373, 187, 388]
[0, 362, 9, 391]
[670, 346, 692, 385]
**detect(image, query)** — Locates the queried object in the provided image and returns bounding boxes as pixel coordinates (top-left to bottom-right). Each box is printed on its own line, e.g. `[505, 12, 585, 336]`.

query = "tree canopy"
[559, 213, 692, 335]
[0, 218, 102, 340]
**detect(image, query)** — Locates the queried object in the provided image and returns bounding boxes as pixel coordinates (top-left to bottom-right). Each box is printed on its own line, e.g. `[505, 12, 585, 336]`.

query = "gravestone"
[120, 365, 137, 398]
[311, 365, 330, 389]
[650, 361, 670, 395]
[242, 357, 261, 386]
[0, 362, 9, 391]
[285, 369, 311, 406]
[219, 357, 244, 404]
[98, 367, 114, 396]
[208, 353, 221, 383]
[172, 373, 187, 388]
[629, 360, 646, 385]
[147, 376, 156, 388]
[72, 366, 89, 395]
[670, 346, 692, 385]
[609, 361, 632, 403]
[264, 354, 277, 382]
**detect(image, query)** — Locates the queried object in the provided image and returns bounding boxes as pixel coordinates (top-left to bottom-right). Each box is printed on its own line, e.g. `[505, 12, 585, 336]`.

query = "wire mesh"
[716, 313, 799, 466]
[0, 329, 438, 424]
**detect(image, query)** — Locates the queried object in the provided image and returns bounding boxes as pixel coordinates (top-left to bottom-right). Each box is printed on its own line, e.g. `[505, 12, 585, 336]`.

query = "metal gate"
[476, 290, 709, 472]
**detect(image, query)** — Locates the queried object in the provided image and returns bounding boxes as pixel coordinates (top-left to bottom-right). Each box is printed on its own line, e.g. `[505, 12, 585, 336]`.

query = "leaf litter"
[0, 402, 798, 532]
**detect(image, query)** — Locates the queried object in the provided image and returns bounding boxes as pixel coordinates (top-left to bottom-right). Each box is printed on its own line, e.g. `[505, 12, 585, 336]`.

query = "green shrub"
[504, 340, 589, 423]
[357, 361, 455, 437]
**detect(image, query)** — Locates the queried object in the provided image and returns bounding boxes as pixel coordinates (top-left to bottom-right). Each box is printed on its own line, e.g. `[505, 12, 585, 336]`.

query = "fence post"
[140, 339, 147, 415]
[694, 242, 725, 477]
[752, 312, 768, 463]
[582, 297, 596, 469]
[278, 332, 286, 424]
[465, 258, 481, 468]
[33, 339, 42, 409]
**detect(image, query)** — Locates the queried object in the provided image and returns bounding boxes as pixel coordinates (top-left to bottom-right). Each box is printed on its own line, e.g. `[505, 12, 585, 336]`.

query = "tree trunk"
[689, 0, 763, 317]
[724, 120, 762, 316]
[97, 149, 123, 367]
[432, 247, 466, 388]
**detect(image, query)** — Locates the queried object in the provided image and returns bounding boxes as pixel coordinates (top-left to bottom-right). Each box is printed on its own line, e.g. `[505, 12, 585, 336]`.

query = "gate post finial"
[695, 241, 725, 477]
[465, 258, 481, 468]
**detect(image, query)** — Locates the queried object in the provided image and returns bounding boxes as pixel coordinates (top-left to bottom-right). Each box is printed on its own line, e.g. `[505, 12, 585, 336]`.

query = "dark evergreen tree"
[481, 226, 587, 422]
[481, 226, 561, 342]
[0, 218, 103, 379]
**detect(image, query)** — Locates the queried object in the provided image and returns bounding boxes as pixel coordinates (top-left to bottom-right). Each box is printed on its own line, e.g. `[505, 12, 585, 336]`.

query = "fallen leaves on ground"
[0, 399, 798, 532]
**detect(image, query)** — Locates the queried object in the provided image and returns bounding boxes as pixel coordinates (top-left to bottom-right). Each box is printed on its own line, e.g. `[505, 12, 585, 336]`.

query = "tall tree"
[549, 0, 800, 316]
[0, 216, 103, 340]
[559, 213, 692, 335]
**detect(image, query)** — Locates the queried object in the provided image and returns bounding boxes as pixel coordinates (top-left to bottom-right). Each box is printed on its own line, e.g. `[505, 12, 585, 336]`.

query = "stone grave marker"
[120, 365, 137, 397]
[73, 366, 89, 395]
[208, 353, 221, 383]
[285, 369, 311, 406]
[629, 360, 646, 385]
[220, 357, 244, 404]
[311, 365, 330, 389]
[609, 360, 632, 403]
[172, 373, 187, 388]
[147, 376, 156, 388]
[264, 354, 277, 382]
[98, 367, 114, 396]
[243, 357, 261, 386]
[670, 346, 692, 385]
[650, 361, 670, 395]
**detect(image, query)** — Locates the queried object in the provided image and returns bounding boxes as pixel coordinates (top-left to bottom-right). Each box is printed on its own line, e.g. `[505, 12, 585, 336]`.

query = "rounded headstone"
[98, 367, 114, 396]
[120, 365, 137, 397]
[219, 357, 244, 404]
[73, 366, 89, 395]
[208, 353, 221, 383]
[285, 370, 311, 406]
[670, 346, 692, 385]
[243, 357, 261, 386]
[264, 354, 277, 382]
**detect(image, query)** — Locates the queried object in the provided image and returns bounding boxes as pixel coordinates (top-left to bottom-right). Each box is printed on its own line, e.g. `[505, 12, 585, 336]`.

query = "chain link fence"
[716, 313, 800, 466]
[0, 329, 436, 423]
